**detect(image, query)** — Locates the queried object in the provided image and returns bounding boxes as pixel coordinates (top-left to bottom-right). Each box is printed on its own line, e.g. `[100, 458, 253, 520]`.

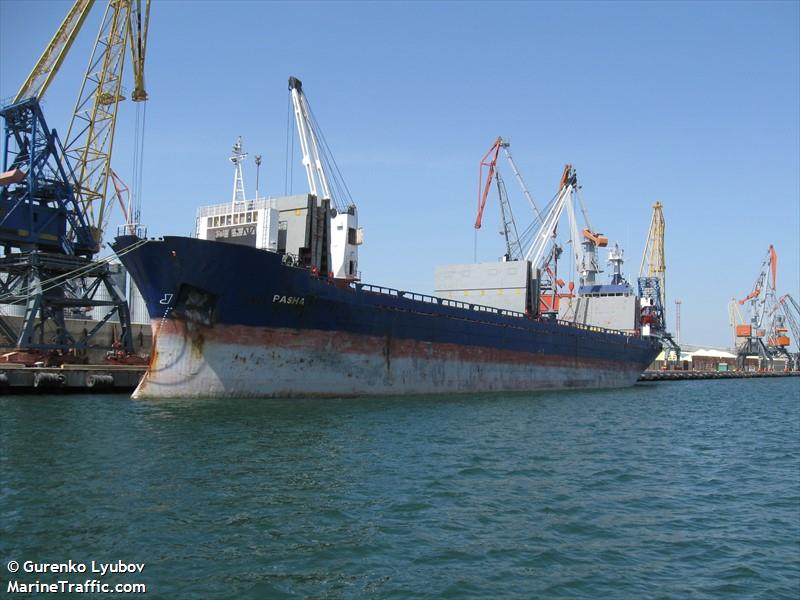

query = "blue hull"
[112, 235, 660, 398]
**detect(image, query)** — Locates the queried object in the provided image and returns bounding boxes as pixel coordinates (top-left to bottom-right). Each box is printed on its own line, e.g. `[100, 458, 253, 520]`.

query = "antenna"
[608, 243, 625, 285]
[255, 154, 263, 199]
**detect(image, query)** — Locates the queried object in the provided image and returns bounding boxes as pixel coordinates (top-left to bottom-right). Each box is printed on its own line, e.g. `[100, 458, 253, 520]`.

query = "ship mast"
[230, 136, 247, 209]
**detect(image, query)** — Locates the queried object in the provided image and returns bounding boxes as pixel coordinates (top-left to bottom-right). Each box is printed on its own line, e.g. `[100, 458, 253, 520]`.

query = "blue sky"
[1, 0, 798, 348]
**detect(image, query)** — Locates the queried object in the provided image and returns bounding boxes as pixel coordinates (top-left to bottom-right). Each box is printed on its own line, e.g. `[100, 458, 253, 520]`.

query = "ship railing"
[356, 283, 400, 297]
[196, 198, 276, 218]
[554, 318, 634, 338]
[353, 283, 527, 319]
[116, 225, 147, 239]
[351, 282, 634, 337]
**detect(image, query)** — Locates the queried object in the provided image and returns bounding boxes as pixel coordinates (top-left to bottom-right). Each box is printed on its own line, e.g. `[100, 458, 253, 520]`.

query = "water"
[2, 378, 798, 598]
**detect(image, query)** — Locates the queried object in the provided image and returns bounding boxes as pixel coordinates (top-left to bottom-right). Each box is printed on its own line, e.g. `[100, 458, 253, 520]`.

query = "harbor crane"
[0, 0, 150, 356]
[734, 245, 777, 370]
[562, 172, 608, 288]
[476, 137, 553, 262]
[475, 143, 573, 314]
[475, 138, 524, 261]
[521, 164, 609, 289]
[473, 141, 636, 320]
[638, 201, 680, 362]
[639, 202, 667, 314]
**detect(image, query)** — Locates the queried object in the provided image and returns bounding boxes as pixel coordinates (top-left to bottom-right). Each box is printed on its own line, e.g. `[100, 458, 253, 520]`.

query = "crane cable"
[284, 93, 295, 196]
[306, 101, 351, 212]
[129, 100, 148, 229]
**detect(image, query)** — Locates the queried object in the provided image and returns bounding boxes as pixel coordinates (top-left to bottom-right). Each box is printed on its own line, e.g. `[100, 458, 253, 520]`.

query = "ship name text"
[273, 295, 305, 306]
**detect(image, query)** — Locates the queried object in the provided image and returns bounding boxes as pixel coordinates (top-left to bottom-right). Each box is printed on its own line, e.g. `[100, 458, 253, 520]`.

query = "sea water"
[1, 378, 798, 598]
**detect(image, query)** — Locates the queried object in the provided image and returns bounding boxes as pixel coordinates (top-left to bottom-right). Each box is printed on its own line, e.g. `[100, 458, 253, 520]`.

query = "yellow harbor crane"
[637, 201, 679, 361]
[639, 201, 666, 312]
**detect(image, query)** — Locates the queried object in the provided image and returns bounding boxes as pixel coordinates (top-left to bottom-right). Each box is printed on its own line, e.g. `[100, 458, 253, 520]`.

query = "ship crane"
[734, 245, 777, 370]
[0, 0, 149, 355]
[288, 76, 360, 280]
[289, 77, 335, 209]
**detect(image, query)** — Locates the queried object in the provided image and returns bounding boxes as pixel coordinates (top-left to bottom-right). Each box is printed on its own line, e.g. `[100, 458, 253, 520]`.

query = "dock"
[639, 370, 800, 382]
[0, 364, 145, 393]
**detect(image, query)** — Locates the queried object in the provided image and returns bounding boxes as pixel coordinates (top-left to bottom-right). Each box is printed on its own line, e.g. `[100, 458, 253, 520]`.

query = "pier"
[639, 370, 800, 382]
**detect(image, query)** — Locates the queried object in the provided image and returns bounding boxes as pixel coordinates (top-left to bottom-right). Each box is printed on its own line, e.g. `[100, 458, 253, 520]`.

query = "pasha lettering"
[272, 295, 305, 306]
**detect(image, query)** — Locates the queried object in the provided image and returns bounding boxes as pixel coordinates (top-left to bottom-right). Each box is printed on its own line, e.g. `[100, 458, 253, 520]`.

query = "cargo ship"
[111, 77, 661, 398]
[112, 232, 659, 399]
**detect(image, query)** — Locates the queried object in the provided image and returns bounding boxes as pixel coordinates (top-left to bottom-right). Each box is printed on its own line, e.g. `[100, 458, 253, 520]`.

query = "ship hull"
[113, 236, 660, 399]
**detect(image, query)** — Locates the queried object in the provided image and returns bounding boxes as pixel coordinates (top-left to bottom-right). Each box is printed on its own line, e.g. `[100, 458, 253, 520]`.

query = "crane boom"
[524, 165, 575, 268]
[499, 140, 543, 224]
[475, 137, 502, 229]
[564, 179, 581, 275]
[779, 295, 800, 345]
[287, 76, 359, 280]
[557, 166, 606, 286]
[288, 76, 333, 205]
[738, 245, 777, 327]
[13, 0, 96, 103]
[62, 0, 150, 247]
[475, 137, 540, 262]
[494, 171, 523, 260]
[639, 201, 667, 322]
